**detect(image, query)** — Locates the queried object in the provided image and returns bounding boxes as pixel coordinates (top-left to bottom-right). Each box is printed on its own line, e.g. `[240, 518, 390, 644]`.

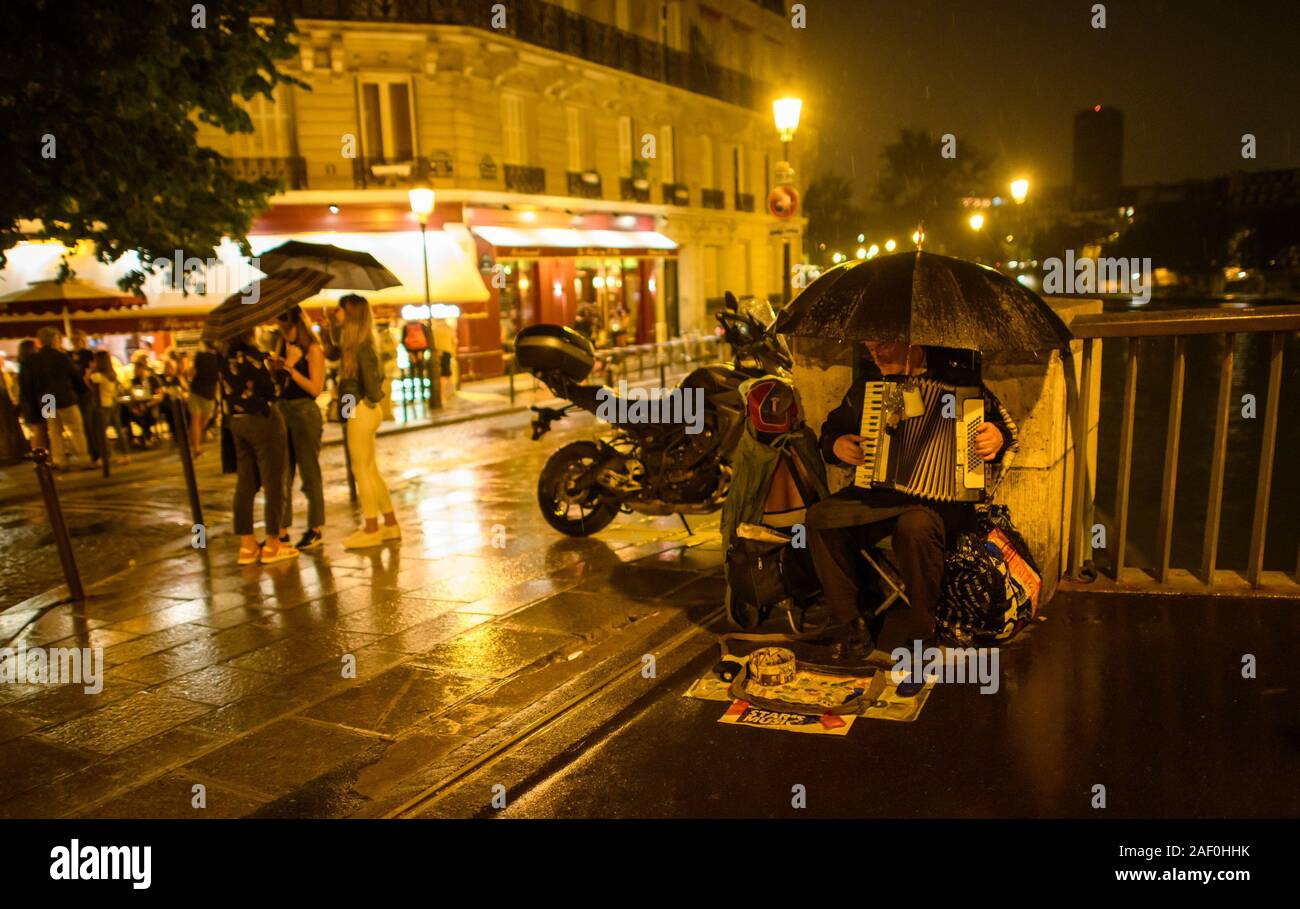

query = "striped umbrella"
[201, 267, 334, 342]
[0, 278, 147, 337]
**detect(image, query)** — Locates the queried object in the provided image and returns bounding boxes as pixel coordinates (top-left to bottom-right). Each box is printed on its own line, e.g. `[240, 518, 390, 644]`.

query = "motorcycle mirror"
[723, 290, 739, 312]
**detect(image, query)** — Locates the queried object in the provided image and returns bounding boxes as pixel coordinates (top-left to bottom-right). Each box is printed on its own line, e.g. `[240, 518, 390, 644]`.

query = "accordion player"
[853, 377, 987, 503]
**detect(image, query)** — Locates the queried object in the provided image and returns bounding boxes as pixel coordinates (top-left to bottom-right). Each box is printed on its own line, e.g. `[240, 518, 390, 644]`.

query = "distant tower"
[1072, 105, 1124, 209]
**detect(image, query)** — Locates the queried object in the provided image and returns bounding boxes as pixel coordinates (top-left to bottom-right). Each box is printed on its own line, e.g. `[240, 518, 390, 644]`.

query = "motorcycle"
[516, 292, 793, 537]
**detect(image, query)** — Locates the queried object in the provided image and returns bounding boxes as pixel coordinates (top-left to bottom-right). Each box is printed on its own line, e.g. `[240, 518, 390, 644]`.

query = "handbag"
[937, 504, 1041, 645]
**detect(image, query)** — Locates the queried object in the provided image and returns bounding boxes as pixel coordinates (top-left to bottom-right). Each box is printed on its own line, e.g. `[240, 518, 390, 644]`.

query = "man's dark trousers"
[809, 505, 947, 648]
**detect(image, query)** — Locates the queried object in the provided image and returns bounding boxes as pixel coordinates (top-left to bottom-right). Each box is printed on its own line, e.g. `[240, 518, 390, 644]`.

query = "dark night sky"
[799, 0, 1300, 200]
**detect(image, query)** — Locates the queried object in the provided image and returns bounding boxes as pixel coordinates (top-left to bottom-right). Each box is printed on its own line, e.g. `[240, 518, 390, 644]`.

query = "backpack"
[403, 322, 428, 351]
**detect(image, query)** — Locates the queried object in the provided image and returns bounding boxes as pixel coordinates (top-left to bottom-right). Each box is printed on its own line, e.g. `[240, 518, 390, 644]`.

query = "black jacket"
[818, 347, 1017, 507]
[23, 347, 87, 411]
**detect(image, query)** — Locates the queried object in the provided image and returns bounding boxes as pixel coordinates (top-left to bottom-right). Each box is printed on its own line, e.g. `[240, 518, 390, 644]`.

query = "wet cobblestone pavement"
[0, 398, 726, 818]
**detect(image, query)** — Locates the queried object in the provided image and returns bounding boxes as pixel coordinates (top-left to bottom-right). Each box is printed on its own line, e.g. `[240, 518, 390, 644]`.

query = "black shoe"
[278, 532, 291, 545]
[828, 618, 874, 665]
[295, 529, 323, 550]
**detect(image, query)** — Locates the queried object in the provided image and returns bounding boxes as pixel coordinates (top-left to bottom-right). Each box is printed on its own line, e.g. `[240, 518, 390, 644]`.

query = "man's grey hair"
[37, 326, 61, 347]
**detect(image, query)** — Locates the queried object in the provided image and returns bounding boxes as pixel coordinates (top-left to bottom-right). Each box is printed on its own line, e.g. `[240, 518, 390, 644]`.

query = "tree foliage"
[803, 172, 866, 265]
[0, 0, 303, 292]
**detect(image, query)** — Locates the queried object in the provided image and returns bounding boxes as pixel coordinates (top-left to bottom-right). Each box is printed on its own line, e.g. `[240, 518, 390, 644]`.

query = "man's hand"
[974, 422, 1004, 461]
[833, 433, 866, 466]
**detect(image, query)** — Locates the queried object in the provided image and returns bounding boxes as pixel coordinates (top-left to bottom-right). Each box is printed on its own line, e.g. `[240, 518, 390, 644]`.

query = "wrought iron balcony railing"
[701, 188, 725, 210]
[229, 156, 308, 190]
[505, 164, 546, 195]
[619, 177, 650, 203]
[350, 156, 430, 188]
[662, 183, 690, 206]
[734, 192, 755, 212]
[272, 0, 768, 110]
[566, 171, 603, 199]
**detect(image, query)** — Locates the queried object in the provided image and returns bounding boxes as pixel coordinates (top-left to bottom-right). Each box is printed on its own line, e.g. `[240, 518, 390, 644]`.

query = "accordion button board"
[854, 377, 986, 502]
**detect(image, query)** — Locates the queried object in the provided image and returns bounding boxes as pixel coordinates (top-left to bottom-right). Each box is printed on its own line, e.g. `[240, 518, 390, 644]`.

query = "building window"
[232, 88, 291, 159]
[567, 106, 591, 172]
[502, 94, 528, 165]
[699, 134, 714, 188]
[732, 145, 747, 198]
[358, 77, 415, 163]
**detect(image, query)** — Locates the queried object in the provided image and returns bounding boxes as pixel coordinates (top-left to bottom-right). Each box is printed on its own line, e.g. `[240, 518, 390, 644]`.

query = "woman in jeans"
[271, 306, 326, 550]
[221, 328, 298, 566]
[334, 294, 400, 549]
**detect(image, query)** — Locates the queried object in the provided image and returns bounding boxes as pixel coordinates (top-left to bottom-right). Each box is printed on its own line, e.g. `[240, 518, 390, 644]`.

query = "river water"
[1092, 297, 1300, 577]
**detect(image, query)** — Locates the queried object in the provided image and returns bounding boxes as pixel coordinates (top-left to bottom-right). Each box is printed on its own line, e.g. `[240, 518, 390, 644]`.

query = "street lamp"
[1010, 179, 1030, 204]
[968, 213, 985, 231]
[884, 239, 896, 252]
[408, 185, 441, 409]
[772, 96, 803, 304]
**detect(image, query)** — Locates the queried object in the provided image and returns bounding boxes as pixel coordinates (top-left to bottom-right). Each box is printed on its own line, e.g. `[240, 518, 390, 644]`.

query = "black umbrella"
[775, 252, 1071, 355]
[201, 268, 335, 342]
[257, 240, 401, 291]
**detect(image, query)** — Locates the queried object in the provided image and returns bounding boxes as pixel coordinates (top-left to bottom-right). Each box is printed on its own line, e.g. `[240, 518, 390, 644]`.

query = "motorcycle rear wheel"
[537, 441, 620, 537]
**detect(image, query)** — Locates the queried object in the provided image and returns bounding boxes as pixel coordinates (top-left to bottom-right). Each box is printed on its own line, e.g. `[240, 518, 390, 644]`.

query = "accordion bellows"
[854, 377, 986, 502]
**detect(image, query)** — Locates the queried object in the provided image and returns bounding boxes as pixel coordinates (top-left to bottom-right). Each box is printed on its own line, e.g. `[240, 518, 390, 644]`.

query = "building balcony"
[350, 156, 431, 189]
[505, 164, 546, 195]
[734, 192, 756, 213]
[662, 183, 690, 206]
[273, 0, 768, 111]
[619, 177, 650, 203]
[229, 156, 308, 190]
[701, 188, 725, 210]
[566, 171, 603, 199]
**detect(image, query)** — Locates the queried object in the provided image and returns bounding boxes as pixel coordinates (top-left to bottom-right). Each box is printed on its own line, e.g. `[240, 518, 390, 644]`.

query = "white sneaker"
[380, 523, 401, 541]
[343, 528, 385, 550]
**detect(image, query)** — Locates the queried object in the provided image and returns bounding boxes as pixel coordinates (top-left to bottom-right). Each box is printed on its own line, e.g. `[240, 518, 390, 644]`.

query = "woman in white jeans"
[333, 294, 400, 549]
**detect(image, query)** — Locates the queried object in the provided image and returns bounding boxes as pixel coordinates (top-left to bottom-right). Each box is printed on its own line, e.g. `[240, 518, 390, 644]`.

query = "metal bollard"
[29, 447, 85, 603]
[96, 403, 110, 478]
[170, 397, 203, 527]
[507, 355, 516, 405]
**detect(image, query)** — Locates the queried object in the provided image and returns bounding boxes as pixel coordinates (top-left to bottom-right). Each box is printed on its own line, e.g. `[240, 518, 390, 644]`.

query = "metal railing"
[274, 0, 769, 110]
[229, 156, 308, 190]
[505, 332, 724, 403]
[1068, 305, 1300, 587]
[505, 164, 546, 194]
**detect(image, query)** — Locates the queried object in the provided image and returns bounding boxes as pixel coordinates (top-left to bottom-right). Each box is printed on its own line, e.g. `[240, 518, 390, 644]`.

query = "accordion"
[854, 377, 986, 502]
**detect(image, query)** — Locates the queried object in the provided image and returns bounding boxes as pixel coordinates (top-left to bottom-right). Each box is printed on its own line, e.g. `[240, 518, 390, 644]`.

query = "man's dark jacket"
[24, 347, 88, 411]
[818, 347, 1017, 509]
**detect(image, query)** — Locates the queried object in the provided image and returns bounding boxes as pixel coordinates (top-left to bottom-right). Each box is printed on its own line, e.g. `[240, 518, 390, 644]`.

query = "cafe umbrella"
[200, 267, 334, 343]
[0, 277, 147, 337]
[774, 252, 1072, 356]
[256, 240, 401, 291]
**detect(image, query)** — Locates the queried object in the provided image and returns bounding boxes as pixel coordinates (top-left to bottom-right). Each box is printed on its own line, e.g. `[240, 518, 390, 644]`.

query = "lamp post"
[772, 96, 802, 304]
[408, 185, 441, 409]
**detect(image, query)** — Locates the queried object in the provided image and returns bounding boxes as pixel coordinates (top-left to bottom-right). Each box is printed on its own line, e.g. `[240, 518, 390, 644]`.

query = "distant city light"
[856, 247, 867, 259]
[867, 244, 879, 258]
[832, 252, 845, 263]
[885, 239, 897, 252]
[912, 230, 922, 244]
[857, 233, 865, 243]
[1094, 104, 1102, 112]
[1008, 260, 1019, 269]
[968, 213, 985, 231]
[1010, 179, 1030, 203]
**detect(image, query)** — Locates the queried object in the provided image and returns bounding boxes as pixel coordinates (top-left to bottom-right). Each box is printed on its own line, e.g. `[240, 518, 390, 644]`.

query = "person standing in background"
[70, 332, 99, 464]
[16, 339, 49, 453]
[270, 306, 327, 551]
[336, 294, 400, 549]
[376, 320, 398, 421]
[188, 339, 221, 456]
[30, 326, 90, 469]
[401, 317, 432, 404]
[433, 318, 457, 403]
[221, 328, 297, 566]
[89, 349, 130, 464]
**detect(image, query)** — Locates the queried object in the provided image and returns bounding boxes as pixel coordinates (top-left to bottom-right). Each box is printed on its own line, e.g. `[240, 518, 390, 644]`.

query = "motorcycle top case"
[514, 324, 596, 382]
